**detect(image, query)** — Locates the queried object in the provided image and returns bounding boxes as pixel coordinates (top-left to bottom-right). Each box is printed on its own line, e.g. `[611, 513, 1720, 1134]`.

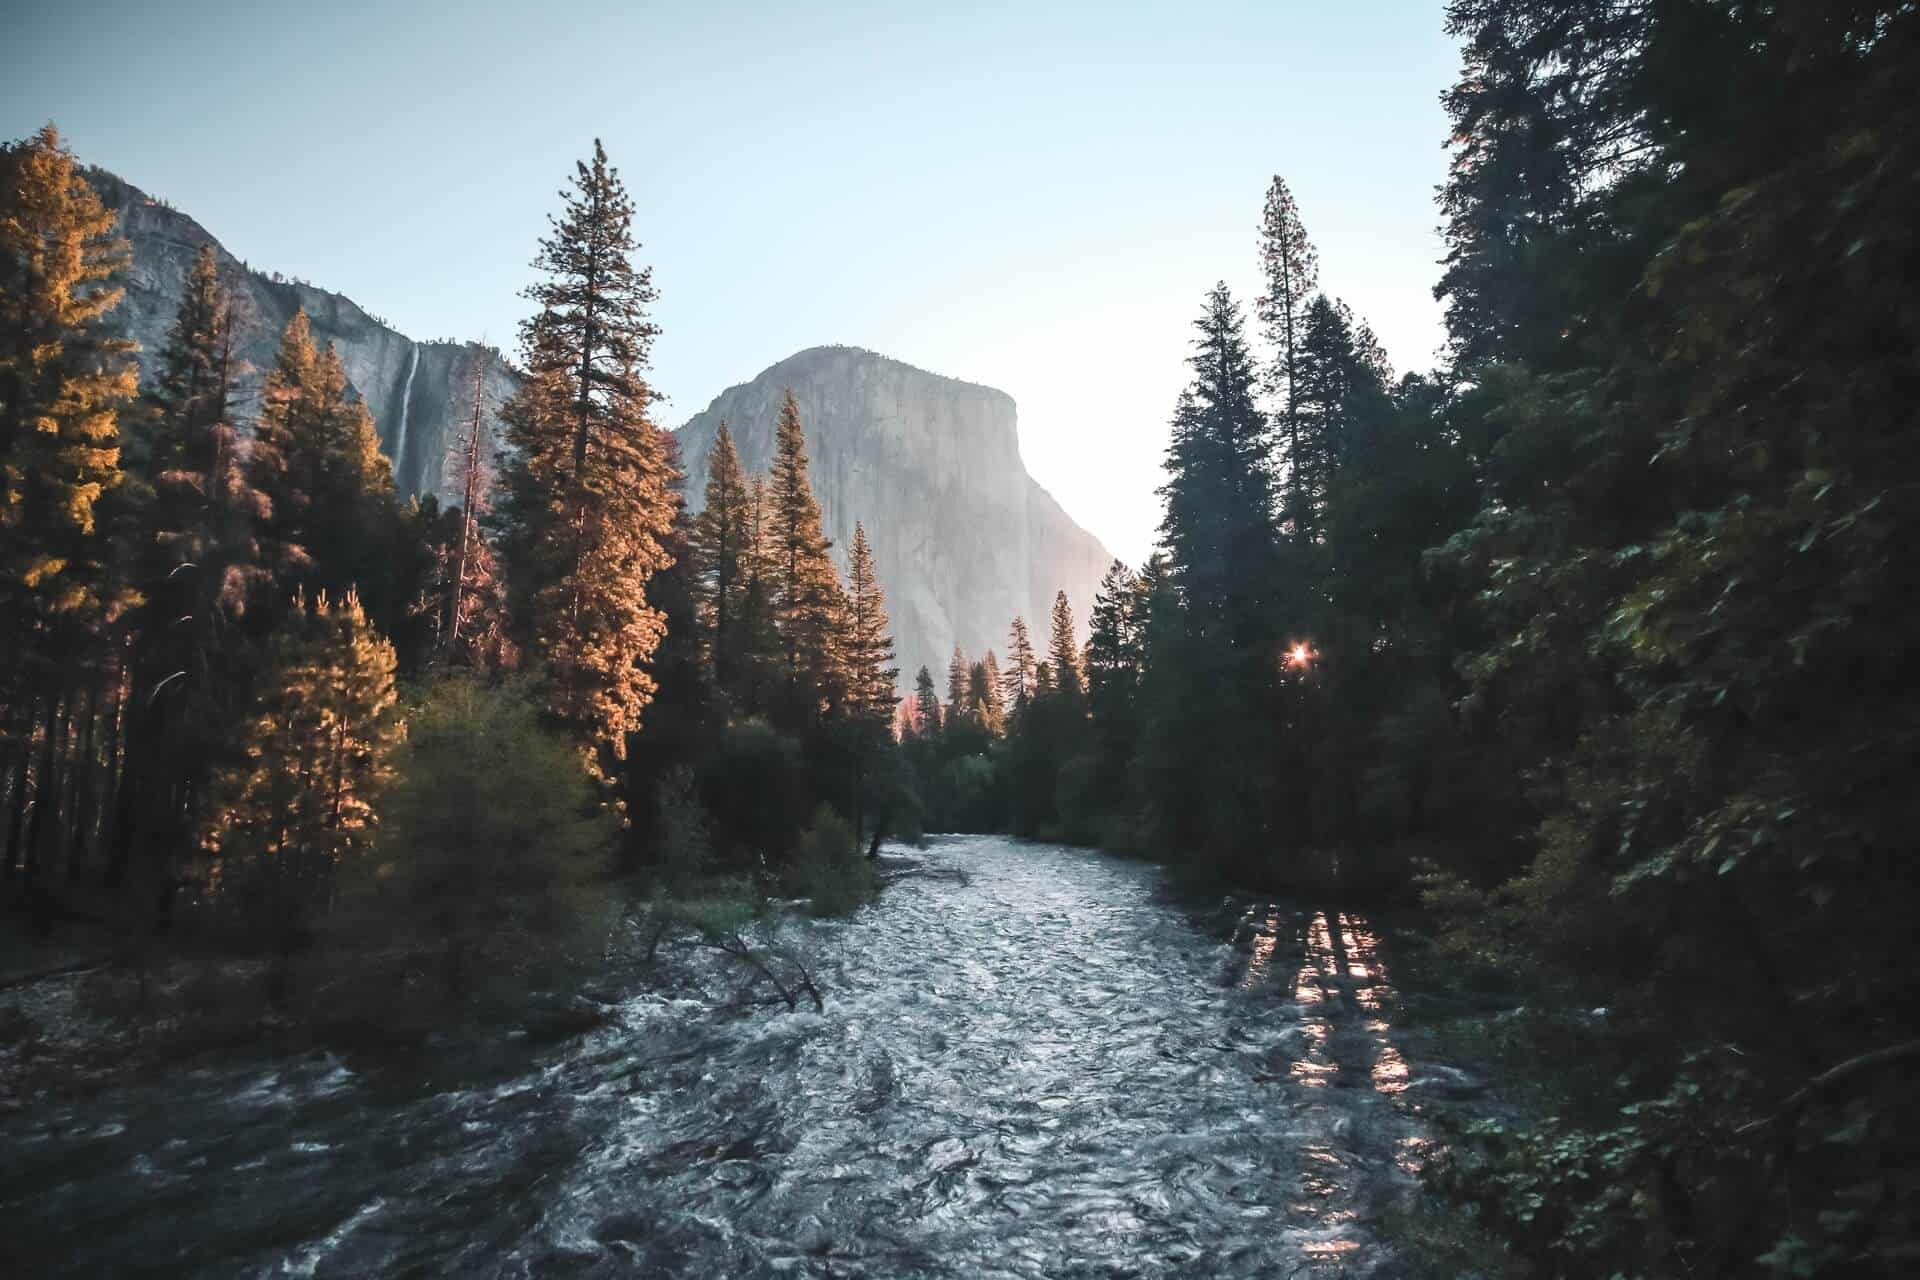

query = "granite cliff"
[677, 347, 1114, 692]
[87, 169, 516, 504]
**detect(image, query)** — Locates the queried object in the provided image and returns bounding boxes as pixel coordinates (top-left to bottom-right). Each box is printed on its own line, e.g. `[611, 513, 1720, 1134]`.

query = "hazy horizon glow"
[5, 0, 1458, 565]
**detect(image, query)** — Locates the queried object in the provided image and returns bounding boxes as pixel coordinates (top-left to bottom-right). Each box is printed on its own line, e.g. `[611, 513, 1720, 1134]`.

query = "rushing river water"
[4, 836, 1442, 1277]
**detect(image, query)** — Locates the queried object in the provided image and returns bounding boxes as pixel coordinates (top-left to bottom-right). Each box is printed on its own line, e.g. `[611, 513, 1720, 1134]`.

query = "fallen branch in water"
[684, 928, 824, 1013]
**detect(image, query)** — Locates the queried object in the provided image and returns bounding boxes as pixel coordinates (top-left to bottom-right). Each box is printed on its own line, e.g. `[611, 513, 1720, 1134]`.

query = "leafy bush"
[327, 675, 618, 1011]
[650, 766, 712, 894]
[788, 805, 874, 917]
[698, 718, 809, 866]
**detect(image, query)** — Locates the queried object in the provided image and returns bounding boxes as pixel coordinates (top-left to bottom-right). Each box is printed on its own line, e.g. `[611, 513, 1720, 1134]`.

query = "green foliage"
[697, 718, 809, 866]
[650, 764, 711, 894]
[334, 675, 615, 1005]
[494, 140, 674, 764]
[788, 804, 873, 917]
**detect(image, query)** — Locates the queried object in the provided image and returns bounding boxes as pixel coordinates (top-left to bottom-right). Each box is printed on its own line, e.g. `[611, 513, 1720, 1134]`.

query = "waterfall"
[391, 347, 419, 494]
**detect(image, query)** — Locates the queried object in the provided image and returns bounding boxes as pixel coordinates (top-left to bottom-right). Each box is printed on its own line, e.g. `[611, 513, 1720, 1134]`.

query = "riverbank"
[2, 835, 1514, 1277]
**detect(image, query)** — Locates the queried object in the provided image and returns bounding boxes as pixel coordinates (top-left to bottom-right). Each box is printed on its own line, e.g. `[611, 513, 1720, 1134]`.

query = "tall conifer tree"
[766, 390, 846, 720]
[496, 141, 676, 763]
[911, 666, 941, 740]
[1046, 591, 1083, 701]
[249, 311, 394, 611]
[119, 245, 267, 867]
[0, 125, 137, 885]
[1256, 176, 1319, 533]
[1002, 616, 1036, 719]
[841, 522, 898, 729]
[692, 421, 750, 687]
[946, 646, 971, 725]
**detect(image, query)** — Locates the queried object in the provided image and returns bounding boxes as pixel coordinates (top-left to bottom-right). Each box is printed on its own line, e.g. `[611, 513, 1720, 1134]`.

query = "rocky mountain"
[676, 347, 1114, 693]
[91, 170, 1116, 691]
[87, 169, 516, 504]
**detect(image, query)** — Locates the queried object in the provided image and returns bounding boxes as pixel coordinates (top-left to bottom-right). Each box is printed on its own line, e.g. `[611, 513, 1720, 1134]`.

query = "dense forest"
[0, 129, 907, 1021]
[4, 0, 1917, 1274]
[898, 2, 1920, 1272]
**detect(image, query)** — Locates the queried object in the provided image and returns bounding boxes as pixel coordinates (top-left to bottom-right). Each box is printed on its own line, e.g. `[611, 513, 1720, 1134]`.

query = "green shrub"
[788, 805, 874, 917]
[650, 765, 712, 894]
[698, 719, 809, 866]
[328, 675, 618, 1011]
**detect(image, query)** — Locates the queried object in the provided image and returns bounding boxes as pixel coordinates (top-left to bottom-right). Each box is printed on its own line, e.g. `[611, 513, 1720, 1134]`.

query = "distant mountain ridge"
[90, 170, 1115, 690]
[676, 346, 1114, 691]
[86, 168, 517, 505]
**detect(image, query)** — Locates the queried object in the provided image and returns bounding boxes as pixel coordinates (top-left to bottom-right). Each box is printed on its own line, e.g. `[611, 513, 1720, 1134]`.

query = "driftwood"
[685, 929, 824, 1013]
[626, 905, 824, 1014]
[1738, 1039, 1920, 1136]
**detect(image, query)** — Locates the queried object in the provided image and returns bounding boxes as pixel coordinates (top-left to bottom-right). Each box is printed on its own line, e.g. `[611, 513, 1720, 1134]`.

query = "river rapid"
[4, 836, 1443, 1277]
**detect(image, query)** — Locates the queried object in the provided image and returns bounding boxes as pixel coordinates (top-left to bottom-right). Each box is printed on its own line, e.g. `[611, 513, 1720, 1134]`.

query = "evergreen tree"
[248, 310, 394, 613]
[1085, 560, 1140, 721]
[1256, 175, 1319, 530]
[1001, 616, 1036, 719]
[435, 349, 505, 667]
[622, 438, 714, 851]
[967, 659, 998, 736]
[1045, 590, 1083, 701]
[766, 390, 846, 722]
[946, 645, 971, 726]
[117, 244, 267, 872]
[216, 590, 400, 989]
[980, 649, 1006, 735]
[729, 473, 783, 714]
[692, 421, 750, 688]
[841, 522, 898, 729]
[0, 125, 137, 885]
[911, 665, 941, 739]
[1289, 294, 1392, 537]
[1151, 284, 1284, 874]
[495, 141, 677, 764]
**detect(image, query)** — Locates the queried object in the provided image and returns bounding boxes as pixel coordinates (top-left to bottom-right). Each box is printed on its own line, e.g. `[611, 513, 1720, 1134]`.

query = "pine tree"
[730, 473, 783, 713]
[0, 125, 137, 885]
[1256, 175, 1320, 532]
[980, 649, 1006, 735]
[841, 522, 898, 729]
[1085, 560, 1139, 711]
[766, 390, 846, 721]
[217, 590, 401, 985]
[911, 666, 941, 739]
[1046, 590, 1083, 701]
[1151, 285, 1285, 874]
[1002, 616, 1036, 718]
[692, 421, 751, 687]
[438, 349, 503, 666]
[118, 244, 268, 870]
[967, 659, 999, 736]
[495, 141, 676, 763]
[1290, 294, 1392, 538]
[946, 646, 971, 727]
[248, 311, 394, 611]
[1159, 284, 1279, 641]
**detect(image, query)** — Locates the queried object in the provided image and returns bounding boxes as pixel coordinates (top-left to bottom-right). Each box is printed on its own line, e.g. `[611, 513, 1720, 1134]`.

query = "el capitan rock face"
[87, 168, 516, 505]
[676, 347, 1114, 693]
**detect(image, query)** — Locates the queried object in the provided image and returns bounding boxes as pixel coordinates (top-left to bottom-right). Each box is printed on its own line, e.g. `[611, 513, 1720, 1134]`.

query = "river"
[3, 836, 1441, 1277]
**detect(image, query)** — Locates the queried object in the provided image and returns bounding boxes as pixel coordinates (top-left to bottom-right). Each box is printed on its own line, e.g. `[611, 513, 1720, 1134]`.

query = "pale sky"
[5, 0, 1459, 565]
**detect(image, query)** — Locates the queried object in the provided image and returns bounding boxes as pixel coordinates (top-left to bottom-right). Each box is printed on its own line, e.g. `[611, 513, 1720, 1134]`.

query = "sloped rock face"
[676, 347, 1114, 692]
[87, 169, 516, 504]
